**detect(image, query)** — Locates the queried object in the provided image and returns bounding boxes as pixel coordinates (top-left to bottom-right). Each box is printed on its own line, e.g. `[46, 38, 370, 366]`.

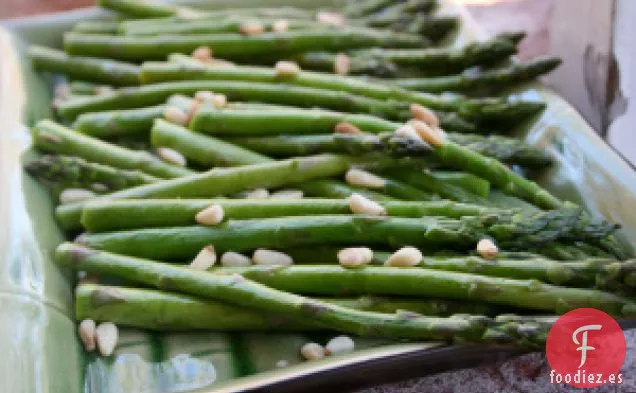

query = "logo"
[546, 308, 626, 388]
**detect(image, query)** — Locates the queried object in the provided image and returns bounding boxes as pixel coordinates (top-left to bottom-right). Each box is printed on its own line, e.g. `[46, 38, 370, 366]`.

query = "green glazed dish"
[1, 1, 635, 392]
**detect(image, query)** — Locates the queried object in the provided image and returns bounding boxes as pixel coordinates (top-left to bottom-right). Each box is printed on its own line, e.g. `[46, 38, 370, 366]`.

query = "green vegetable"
[80, 198, 501, 232]
[29, 46, 141, 86]
[25, 155, 158, 192]
[72, 21, 120, 35]
[32, 120, 193, 179]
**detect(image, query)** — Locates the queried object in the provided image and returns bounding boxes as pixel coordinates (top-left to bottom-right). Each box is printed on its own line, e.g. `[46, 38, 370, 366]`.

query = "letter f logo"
[572, 324, 602, 368]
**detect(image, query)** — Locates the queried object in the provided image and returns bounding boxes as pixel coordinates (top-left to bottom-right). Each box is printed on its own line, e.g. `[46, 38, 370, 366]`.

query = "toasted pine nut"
[334, 122, 362, 135]
[394, 124, 423, 142]
[272, 19, 289, 33]
[477, 238, 498, 259]
[275, 61, 301, 78]
[60, 188, 96, 204]
[409, 119, 446, 147]
[220, 252, 252, 267]
[301, 342, 326, 360]
[79, 319, 97, 352]
[190, 246, 217, 270]
[334, 53, 351, 75]
[240, 22, 265, 36]
[246, 188, 270, 199]
[337, 247, 373, 268]
[317, 11, 346, 27]
[156, 147, 187, 167]
[192, 46, 212, 61]
[347, 193, 386, 216]
[385, 246, 422, 267]
[95, 322, 118, 357]
[163, 105, 189, 126]
[325, 335, 355, 355]
[269, 189, 304, 199]
[194, 90, 215, 103]
[252, 249, 293, 266]
[345, 168, 386, 189]
[195, 204, 225, 226]
[409, 103, 440, 128]
[212, 94, 228, 108]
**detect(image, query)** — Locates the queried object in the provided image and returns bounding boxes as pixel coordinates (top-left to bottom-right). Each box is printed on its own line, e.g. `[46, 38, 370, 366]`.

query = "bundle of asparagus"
[23, 0, 634, 362]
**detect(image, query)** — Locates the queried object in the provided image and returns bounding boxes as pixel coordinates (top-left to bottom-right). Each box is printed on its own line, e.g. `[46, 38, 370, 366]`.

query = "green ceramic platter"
[1, 1, 635, 392]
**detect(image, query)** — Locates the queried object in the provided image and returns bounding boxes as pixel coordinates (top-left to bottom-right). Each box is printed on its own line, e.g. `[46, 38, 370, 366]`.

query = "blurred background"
[2, 0, 634, 165]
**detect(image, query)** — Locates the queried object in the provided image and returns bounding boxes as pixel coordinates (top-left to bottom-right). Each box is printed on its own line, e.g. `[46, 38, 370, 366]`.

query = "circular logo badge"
[546, 308, 626, 388]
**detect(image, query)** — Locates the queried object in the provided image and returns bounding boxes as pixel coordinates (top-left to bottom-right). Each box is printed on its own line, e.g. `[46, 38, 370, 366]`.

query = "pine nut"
[394, 124, 422, 142]
[345, 168, 386, 189]
[194, 90, 215, 103]
[190, 246, 217, 270]
[195, 204, 225, 226]
[272, 19, 289, 33]
[239, 22, 265, 36]
[246, 188, 270, 199]
[301, 342, 326, 360]
[275, 61, 301, 78]
[220, 252, 252, 267]
[337, 247, 373, 268]
[95, 322, 118, 357]
[211, 94, 228, 108]
[334, 121, 362, 135]
[385, 246, 422, 267]
[348, 193, 386, 216]
[59, 188, 96, 204]
[252, 249, 293, 266]
[54, 83, 71, 100]
[270, 189, 304, 199]
[409, 119, 445, 147]
[476, 238, 498, 259]
[95, 86, 114, 96]
[325, 335, 355, 355]
[192, 46, 212, 61]
[409, 103, 440, 128]
[334, 53, 351, 75]
[156, 147, 187, 167]
[317, 11, 346, 27]
[78, 319, 97, 352]
[163, 105, 189, 126]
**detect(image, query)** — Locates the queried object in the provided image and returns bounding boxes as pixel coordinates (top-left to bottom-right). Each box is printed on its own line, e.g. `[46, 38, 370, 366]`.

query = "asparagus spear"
[98, 0, 181, 18]
[75, 209, 618, 260]
[80, 198, 501, 232]
[394, 57, 562, 93]
[72, 20, 120, 35]
[55, 154, 351, 230]
[29, 46, 141, 86]
[363, 0, 438, 28]
[447, 133, 552, 168]
[123, 18, 326, 36]
[63, 29, 426, 62]
[56, 243, 548, 345]
[32, 120, 193, 179]
[416, 126, 561, 209]
[25, 155, 158, 192]
[77, 284, 503, 330]
[57, 243, 636, 321]
[140, 61, 546, 125]
[345, 0, 413, 18]
[69, 81, 110, 95]
[151, 119, 270, 167]
[393, 15, 459, 41]
[56, 81, 408, 121]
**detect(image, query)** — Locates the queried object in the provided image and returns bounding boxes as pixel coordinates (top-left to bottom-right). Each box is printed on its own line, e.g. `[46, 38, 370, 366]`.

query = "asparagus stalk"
[123, 18, 326, 36]
[77, 284, 503, 330]
[25, 155, 158, 193]
[72, 20, 120, 35]
[394, 57, 562, 93]
[56, 81, 408, 121]
[151, 119, 270, 167]
[345, 0, 416, 18]
[55, 154, 351, 230]
[32, 120, 193, 179]
[29, 46, 141, 86]
[140, 61, 546, 125]
[56, 243, 549, 345]
[57, 243, 636, 321]
[75, 209, 618, 260]
[447, 133, 552, 168]
[69, 81, 109, 95]
[98, 0, 181, 18]
[363, 0, 438, 28]
[416, 127, 562, 209]
[63, 29, 426, 62]
[393, 15, 459, 41]
[80, 198, 502, 232]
